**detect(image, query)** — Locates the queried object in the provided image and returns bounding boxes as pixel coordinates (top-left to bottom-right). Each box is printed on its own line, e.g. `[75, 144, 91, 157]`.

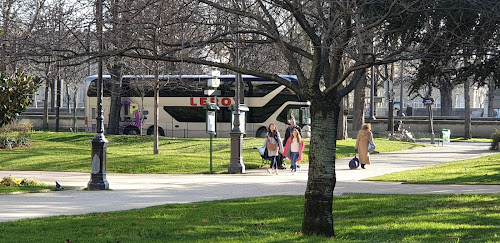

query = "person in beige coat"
[355, 123, 373, 169]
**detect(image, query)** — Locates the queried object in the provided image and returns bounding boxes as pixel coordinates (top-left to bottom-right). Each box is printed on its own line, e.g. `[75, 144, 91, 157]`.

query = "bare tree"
[113, 0, 433, 237]
[8, 0, 499, 238]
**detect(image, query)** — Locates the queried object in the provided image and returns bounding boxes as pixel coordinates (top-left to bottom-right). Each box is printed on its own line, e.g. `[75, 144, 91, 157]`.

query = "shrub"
[0, 122, 33, 134]
[15, 133, 31, 147]
[490, 129, 500, 150]
[0, 122, 32, 149]
[0, 135, 16, 150]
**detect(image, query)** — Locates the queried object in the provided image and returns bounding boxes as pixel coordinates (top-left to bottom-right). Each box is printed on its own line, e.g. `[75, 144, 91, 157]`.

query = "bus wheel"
[124, 126, 141, 135]
[147, 126, 165, 136]
[256, 127, 267, 138]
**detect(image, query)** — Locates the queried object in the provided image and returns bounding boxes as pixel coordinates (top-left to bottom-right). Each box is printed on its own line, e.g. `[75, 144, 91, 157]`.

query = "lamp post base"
[228, 131, 245, 173]
[88, 133, 109, 190]
[87, 173, 109, 190]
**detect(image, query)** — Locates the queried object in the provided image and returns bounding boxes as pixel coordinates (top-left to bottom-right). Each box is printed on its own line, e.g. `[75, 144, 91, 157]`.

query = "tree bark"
[66, 82, 70, 113]
[352, 73, 367, 132]
[488, 79, 494, 117]
[73, 89, 78, 132]
[43, 82, 49, 129]
[464, 82, 471, 139]
[428, 103, 435, 144]
[302, 95, 339, 238]
[337, 95, 348, 140]
[388, 64, 395, 132]
[439, 81, 454, 116]
[50, 79, 56, 112]
[154, 63, 159, 154]
[107, 64, 122, 134]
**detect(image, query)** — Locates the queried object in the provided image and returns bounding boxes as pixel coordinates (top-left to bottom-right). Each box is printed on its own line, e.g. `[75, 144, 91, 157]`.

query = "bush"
[0, 122, 33, 149]
[490, 129, 500, 150]
[1, 122, 33, 133]
[0, 136, 16, 150]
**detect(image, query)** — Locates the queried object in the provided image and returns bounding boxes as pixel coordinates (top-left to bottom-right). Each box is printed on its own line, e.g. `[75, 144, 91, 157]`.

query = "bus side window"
[220, 81, 235, 97]
[277, 106, 301, 125]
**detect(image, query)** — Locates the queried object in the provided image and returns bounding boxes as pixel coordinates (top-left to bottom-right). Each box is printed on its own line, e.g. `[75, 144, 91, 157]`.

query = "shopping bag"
[349, 156, 360, 169]
[368, 141, 376, 153]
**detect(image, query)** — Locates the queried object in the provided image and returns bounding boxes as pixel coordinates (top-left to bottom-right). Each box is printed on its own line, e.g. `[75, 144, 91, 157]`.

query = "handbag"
[266, 138, 277, 151]
[368, 141, 376, 153]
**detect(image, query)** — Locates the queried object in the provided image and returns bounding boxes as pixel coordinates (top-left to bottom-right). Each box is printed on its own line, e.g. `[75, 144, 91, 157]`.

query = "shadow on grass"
[43, 133, 94, 143]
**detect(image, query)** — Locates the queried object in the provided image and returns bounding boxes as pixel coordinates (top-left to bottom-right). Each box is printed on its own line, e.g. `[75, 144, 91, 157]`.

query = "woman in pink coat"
[355, 123, 373, 169]
[283, 128, 305, 175]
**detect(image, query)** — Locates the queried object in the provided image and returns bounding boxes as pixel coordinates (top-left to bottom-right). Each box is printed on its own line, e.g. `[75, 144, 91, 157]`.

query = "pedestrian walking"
[283, 128, 305, 175]
[283, 116, 302, 145]
[275, 116, 302, 169]
[355, 123, 373, 169]
[262, 123, 284, 175]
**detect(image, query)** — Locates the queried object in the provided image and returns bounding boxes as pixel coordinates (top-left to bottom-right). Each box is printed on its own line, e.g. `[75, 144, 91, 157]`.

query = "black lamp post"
[228, 44, 245, 173]
[228, 71, 246, 173]
[88, 0, 109, 190]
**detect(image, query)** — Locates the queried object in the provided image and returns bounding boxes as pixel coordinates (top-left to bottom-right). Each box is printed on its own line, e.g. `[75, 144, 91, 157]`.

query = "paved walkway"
[1, 141, 499, 222]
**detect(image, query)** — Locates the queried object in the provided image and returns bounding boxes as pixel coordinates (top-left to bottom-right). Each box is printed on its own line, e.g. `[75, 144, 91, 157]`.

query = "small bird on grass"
[55, 181, 64, 191]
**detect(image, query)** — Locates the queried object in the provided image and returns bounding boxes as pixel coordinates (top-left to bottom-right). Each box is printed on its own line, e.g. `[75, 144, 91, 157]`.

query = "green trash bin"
[442, 129, 451, 143]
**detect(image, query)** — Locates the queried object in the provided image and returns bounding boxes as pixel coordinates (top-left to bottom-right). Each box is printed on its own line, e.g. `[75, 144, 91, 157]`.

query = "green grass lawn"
[0, 194, 498, 242]
[452, 137, 493, 143]
[0, 184, 53, 194]
[368, 152, 500, 184]
[0, 131, 421, 174]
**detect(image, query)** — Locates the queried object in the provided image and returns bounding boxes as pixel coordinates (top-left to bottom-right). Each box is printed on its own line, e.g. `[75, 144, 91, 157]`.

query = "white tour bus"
[84, 74, 311, 138]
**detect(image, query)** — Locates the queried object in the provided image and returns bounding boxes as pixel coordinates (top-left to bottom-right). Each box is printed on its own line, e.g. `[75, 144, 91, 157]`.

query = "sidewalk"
[1, 141, 499, 222]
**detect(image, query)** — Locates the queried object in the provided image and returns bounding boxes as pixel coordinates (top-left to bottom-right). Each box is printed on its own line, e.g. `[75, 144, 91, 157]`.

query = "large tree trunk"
[73, 89, 78, 132]
[352, 72, 367, 132]
[107, 64, 122, 135]
[428, 103, 435, 144]
[439, 81, 453, 116]
[464, 82, 471, 139]
[43, 82, 49, 129]
[153, 63, 159, 154]
[337, 95, 347, 139]
[66, 83, 70, 113]
[302, 96, 339, 237]
[388, 64, 395, 132]
[488, 79, 494, 117]
[50, 79, 56, 112]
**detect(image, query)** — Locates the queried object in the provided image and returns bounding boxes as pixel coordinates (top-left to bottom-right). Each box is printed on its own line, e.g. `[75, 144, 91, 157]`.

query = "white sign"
[208, 78, 220, 88]
[204, 89, 221, 96]
[207, 111, 216, 133]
